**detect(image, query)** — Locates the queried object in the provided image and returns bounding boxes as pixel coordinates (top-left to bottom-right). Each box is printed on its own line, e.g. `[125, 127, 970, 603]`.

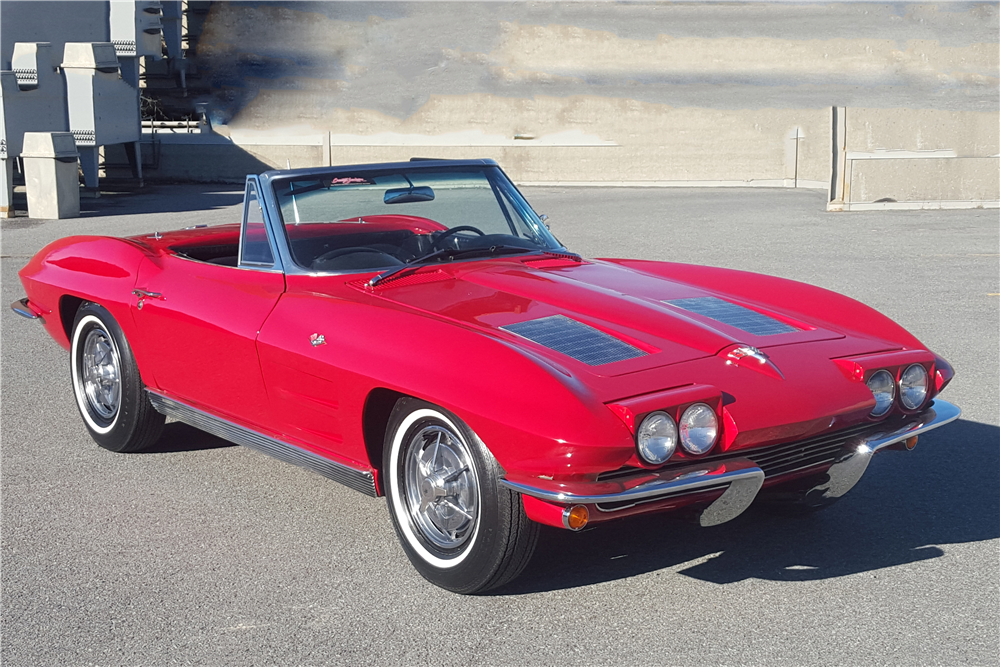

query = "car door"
[131, 177, 285, 427]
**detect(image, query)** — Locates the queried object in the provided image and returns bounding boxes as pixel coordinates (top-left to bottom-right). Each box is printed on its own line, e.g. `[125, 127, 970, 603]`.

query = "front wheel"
[71, 302, 164, 452]
[383, 398, 538, 594]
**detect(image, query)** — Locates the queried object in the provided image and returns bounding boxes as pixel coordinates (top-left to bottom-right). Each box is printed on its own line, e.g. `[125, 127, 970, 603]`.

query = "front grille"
[744, 422, 873, 477]
[597, 422, 878, 482]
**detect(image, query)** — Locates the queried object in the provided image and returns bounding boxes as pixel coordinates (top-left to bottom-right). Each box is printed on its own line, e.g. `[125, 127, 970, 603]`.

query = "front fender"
[18, 236, 150, 375]
[256, 291, 636, 479]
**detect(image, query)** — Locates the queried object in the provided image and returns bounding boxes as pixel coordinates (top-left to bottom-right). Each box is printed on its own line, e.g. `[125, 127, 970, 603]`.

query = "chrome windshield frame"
[256, 159, 570, 277]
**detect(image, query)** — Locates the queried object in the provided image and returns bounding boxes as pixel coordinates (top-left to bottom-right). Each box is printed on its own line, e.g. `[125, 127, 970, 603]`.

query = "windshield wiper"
[368, 245, 536, 287]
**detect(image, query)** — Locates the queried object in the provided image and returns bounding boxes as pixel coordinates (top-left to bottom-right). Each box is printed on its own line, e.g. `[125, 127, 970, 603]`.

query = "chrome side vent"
[666, 297, 798, 336]
[501, 315, 646, 366]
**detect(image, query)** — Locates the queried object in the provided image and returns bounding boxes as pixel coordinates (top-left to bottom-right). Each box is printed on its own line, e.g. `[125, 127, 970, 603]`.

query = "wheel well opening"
[362, 388, 408, 495]
[59, 295, 85, 342]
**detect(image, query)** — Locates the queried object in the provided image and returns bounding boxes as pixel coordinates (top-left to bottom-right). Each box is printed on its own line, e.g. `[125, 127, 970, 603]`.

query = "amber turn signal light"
[904, 436, 918, 450]
[562, 505, 589, 531]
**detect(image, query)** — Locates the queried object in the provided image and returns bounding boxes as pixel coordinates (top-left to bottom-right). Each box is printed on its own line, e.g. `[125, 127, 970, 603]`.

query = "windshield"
[270, 166, 563, 273]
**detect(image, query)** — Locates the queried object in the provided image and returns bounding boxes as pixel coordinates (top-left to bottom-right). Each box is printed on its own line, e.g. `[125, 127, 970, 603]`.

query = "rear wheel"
[71, 302, 164, 452]
[383, 398, 538, 594]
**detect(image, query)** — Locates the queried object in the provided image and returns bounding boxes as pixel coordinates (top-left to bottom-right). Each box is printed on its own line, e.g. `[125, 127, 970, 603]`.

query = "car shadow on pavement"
[136, 421, 237, 454]
[494, 418, 999, 595]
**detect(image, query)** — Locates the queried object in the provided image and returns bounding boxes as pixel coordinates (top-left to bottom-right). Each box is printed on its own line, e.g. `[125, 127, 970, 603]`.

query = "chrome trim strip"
[501, 459, 764, 505]
[10, 298, 41, 320]
[146, 391, 377, 497]
[168, 252, 285, 273]
[593, 481, 731, 513]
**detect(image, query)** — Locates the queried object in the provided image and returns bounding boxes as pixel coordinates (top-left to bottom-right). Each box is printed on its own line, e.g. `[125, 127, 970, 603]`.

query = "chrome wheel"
[80, 328, 121, 421]
[403, 424, 479, 550]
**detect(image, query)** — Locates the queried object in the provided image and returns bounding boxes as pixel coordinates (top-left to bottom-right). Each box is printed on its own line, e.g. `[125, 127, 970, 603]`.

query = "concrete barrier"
[829, 108, 999, 211]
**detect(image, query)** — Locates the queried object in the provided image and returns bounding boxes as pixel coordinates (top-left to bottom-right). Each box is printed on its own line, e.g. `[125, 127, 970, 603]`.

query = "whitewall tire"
[383, 398, 538, 594]
[70, 302, 164, 452]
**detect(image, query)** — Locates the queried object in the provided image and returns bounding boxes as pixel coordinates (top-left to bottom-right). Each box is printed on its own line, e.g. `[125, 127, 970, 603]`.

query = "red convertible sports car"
[13, 159, 960, 593]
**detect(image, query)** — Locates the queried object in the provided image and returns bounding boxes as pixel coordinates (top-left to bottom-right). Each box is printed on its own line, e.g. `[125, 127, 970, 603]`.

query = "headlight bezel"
[678, 402, 720, 455]
[866, 369, 896, 417]
[635, 410, 678, 465]
[611, 388, 725, 468]
[899, 363, 929, 410]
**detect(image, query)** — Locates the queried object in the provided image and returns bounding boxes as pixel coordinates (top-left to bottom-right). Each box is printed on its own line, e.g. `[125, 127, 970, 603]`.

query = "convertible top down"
[13, 159, 960, 593]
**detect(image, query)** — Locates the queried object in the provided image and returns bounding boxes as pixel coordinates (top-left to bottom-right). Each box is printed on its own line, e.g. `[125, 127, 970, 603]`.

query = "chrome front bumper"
[10, 298, 42, 320]
[503, 459, 765, 527]
[800, 398, 961, 505]
[501, 399, 961, 526]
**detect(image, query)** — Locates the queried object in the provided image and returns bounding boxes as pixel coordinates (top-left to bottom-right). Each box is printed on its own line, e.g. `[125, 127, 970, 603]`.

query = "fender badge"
[723, 344, 784, 379]
[309, 333, 326, 347]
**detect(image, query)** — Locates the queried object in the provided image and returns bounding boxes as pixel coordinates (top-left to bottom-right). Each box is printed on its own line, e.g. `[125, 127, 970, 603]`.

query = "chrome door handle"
[132, 289, 164, 310]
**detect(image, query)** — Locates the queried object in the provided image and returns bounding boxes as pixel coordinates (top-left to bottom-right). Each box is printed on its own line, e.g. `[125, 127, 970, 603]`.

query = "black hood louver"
[501, 315, 647, 366]
[665, 297, 798, 337]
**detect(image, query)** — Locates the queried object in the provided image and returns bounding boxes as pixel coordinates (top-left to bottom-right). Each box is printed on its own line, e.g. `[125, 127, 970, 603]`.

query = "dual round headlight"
[636, 411, 677, 464]
[866, 370, 895, 417]
[899, 363, 929, 410]
[867, 364, 929, 416]
[636, 403, 719, 464]
[678, 403, 719, 455]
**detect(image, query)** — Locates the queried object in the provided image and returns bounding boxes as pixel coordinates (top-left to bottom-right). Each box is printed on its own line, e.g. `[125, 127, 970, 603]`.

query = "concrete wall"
[226, 96, 831, 186]
[832, 108, 1000, 209]
[143, 2, 998, 206]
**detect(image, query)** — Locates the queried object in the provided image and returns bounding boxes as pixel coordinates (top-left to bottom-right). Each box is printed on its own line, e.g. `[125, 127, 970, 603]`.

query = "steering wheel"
[433, 225, 486, 249]
[311, 247, 399, 269]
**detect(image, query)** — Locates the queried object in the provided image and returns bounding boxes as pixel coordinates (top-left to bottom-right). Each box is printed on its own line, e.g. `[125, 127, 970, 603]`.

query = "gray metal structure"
[62, 42, 142, 188]
[0, 43, 68, 218]
[0, 1, 176, 215]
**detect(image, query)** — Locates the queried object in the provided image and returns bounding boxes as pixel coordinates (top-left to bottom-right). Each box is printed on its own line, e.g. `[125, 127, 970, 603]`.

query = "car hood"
[353, 256, 859, 378]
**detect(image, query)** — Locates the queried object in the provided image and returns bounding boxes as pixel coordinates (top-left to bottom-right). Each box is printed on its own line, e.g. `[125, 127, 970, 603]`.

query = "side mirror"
[384, 186, 435, 204]
[539, 213, 550, 228]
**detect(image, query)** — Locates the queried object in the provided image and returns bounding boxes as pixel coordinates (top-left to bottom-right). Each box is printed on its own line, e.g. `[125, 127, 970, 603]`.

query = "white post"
[827, 107, 848, 212]
[0, 157, 14, 218]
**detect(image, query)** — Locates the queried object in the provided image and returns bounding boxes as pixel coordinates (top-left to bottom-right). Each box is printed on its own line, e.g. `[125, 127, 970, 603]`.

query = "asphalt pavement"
[2, 184, 997, 666]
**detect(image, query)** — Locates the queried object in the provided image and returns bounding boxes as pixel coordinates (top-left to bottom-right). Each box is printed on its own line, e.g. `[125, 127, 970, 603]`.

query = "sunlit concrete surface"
[2, 185, 997, 666]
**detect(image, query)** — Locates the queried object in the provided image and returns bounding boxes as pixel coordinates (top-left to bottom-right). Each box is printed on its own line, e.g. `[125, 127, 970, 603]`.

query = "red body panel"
[257, 273, 631, 474]
[17, 236, 153, 380]
[131, 256, 285, 425]
[604, 258, 924, 350]
[18, 224, 948, 499]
